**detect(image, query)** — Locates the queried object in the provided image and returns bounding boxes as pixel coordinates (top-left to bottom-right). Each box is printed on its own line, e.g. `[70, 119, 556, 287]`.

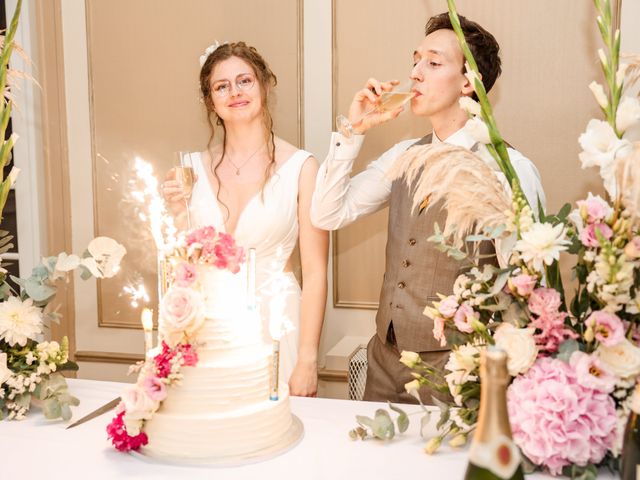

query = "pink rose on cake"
[173, 262, 198, 287]
[159, 286, 204, 346]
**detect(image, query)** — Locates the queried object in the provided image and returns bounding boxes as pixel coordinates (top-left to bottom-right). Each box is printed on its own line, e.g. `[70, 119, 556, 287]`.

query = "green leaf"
[372, 409, 395, 440]
[556, 339, 580, 362]
[388, 402, 409, 434]
[356, 415, 375, 429]
[420, 411, 432, 438]
[60, 403, 72, 422]
[556, 203, 572, 222]
[23, 278, 56, 303]
[42, 398, 62, 419]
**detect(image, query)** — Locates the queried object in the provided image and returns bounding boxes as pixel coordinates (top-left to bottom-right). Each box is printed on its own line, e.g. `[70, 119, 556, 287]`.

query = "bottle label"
[468, 434, 521, 479]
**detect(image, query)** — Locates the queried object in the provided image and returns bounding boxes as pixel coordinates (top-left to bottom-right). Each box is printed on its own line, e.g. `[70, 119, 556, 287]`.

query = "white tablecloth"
[0, 379, 615, 479]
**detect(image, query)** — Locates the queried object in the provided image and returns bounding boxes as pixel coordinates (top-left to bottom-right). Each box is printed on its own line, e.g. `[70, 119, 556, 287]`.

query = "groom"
[311, 13, 545, 403]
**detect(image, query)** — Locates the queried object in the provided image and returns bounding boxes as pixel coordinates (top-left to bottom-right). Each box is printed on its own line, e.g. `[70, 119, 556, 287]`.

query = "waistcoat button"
[397, 281, 405, 289]
[402, 259, 410, 267]
[408, 238, 416, 246]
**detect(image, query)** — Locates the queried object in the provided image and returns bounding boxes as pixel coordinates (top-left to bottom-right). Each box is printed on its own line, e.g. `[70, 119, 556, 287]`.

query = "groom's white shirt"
[310, 125, 547, 231]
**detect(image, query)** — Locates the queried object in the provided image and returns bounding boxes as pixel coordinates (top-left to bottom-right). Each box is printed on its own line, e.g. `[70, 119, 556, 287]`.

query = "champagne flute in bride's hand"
[336, 79, 415, 138]
[175, 151, 194, 229]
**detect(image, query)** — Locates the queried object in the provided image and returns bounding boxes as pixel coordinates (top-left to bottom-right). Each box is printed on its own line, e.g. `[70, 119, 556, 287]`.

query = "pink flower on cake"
[569, 351, 615, 393]
[507, 357, 617, 475]
[153, 341, 176, 378]
[579, 223, 613, 247]
[120, 384, 159, 421]
[453, 303, 477, 333]
[106, 409, 149, 452]
[142, 375, 167, 402]
[576, 193, 612, 224]
[185, 226, 216, 246]
[213, 232, 245, 273]
[173, 262, 198, 287]
[585, 311, 624, 346]
[508, 273, 538, 297]
[159, 286, 204, 345]
[176, 342, 198, 367]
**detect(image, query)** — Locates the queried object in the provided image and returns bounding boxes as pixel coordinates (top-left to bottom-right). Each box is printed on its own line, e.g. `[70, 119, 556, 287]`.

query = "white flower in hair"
[199, 40, 227, 67]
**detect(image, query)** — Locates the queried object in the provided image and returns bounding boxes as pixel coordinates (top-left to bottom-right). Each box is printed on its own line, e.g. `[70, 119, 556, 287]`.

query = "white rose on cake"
[159, 286, 205, 345]
[493, 324, 538, 376]
[121, 384, 159, 435]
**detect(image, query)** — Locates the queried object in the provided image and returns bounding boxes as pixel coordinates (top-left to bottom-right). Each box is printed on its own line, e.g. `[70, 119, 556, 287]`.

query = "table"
[0, 379, 615, 479]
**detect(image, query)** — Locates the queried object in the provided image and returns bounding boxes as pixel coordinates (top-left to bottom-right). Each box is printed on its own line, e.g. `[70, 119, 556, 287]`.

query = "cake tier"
[160, 346, 272, 414]
[142, 389, 293, 460]
[195, 310, 263, 362]
[197, 266, 248, 318]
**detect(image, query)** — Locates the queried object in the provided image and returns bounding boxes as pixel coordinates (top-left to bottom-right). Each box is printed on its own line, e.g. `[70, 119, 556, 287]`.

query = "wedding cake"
[107, 227, 302, 462]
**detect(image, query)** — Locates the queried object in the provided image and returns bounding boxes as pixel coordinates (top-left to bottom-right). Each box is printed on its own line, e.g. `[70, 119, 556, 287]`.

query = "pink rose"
[159, 286, 204, 344]
[438, 295, 459, 318]
[433, 316, 447, 347]
[453, 303, 477, 333]
[173, 262, 198, 287]
[576, 194, 612, 224]
[625, 237, 640, 259]
[509, 273, 538, 297]
[120, 384, 158, 420]
[569, 351, 615, 393]
[142, 375, 167, 402]
[579, 223, 613, 247]
[528, 288, 562, 316]
[586, 310, 624, 347]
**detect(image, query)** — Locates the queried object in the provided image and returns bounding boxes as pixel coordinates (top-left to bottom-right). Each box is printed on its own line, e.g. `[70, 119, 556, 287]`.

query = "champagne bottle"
[621, 410, 640, 479]
[465, 347, 524, 480]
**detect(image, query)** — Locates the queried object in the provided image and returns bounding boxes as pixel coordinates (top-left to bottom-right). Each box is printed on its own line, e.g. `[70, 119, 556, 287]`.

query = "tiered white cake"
[141, 267, 299, 462]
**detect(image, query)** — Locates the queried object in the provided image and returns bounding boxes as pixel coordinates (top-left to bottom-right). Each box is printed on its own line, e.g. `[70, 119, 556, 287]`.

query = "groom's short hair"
[425, 13, 502, 96]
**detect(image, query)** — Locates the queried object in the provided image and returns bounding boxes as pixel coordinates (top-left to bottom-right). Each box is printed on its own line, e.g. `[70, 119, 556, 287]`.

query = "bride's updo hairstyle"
[199, 42, 278, 200]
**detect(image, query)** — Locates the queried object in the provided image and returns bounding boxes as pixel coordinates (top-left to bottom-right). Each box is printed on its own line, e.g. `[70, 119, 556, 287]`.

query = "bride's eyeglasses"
[212, 73, 255, 97]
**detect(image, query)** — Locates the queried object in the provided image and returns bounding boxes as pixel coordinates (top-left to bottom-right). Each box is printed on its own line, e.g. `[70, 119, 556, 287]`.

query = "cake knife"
[65, 397, 120, 429]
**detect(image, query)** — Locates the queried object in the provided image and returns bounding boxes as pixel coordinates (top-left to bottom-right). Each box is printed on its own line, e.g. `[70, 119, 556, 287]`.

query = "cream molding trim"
[75, 351, 144, 365]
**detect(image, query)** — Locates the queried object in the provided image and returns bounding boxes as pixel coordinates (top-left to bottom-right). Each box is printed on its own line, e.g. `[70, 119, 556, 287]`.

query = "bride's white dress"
[189, 149, 312, 382]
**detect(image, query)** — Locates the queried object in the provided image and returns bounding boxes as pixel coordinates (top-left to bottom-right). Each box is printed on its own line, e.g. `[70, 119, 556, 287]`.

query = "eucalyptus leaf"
[23, 278, 56, 303]
[556, 339, 580, 362]
[42, 398, 62, 420]
[372, 409, 395, 440]
[355, 415, 375, 429]
[388, 402, 410, 434]
[488, 271, 510, 296]
[60, 403, 73, 421]
[79, 266, 93, 281]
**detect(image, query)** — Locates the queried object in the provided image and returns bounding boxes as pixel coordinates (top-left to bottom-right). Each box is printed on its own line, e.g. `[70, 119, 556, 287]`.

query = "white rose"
[122, 415, 144, 436]
[597, 338, 640, 379]
[616, 96, 640, 134]
[0, 352, 12, 384]
[120, 384, 158, 422]
[87, 237, 127, 278]
[159, 286, 205, 345]
[493, 324, 538, 376]
[465, 116, 491, 144]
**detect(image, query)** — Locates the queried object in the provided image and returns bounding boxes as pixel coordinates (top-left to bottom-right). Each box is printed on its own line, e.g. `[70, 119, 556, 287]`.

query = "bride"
[163, 41, 328, 397]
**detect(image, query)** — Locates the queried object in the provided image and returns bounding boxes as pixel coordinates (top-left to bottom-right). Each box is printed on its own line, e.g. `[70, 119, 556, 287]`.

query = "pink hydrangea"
[453, 303, 477, 333]
[585, 311, 624, 347]
[173, 262, 198, 287]
[509, 273, 538, 297]
[142, 375, 167, 402]
[213, 232, 245, 273]
[106, 409, 149, 452]
[508, 357, 617, 475]
[579, 223, 613, 248]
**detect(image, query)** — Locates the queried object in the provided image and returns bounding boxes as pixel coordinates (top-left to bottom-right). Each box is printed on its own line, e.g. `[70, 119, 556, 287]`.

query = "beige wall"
[36, 1, 633, 388]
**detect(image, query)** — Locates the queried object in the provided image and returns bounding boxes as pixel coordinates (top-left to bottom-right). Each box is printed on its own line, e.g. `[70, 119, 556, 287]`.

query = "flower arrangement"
[352, 0, 640, 477]
[391, 0, 640, 477]
[107, 225, 244, 452]
[0, 0, 126, 422]
[106, 340, 198, 452]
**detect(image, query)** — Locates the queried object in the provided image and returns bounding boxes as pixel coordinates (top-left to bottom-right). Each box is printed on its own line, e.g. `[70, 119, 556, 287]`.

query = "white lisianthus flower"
[0, 352, 12, 384]
[399, 351, 422, 369]
[459, 96, 481, 116]
[578, 119, 632, 197]
[493, 324, 538, 376]
[597, 338, 640, 379]
[404, 379, 421, 402]
[465, 116, 491, 144]
[446, 343, 481, 384]
[87, 237, 127, 278]
[0, 297, 43, 347]
[513, 222, 571, 272]
[616, 96, 640, 134]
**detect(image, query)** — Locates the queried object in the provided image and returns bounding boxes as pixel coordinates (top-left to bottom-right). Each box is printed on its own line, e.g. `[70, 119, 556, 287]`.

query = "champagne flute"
[336, 80, 415, 138]
[175, 151, 194, 229]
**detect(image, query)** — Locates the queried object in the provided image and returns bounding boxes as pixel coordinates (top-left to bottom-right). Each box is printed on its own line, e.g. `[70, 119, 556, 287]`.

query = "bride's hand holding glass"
[336, 78, 414, 137]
